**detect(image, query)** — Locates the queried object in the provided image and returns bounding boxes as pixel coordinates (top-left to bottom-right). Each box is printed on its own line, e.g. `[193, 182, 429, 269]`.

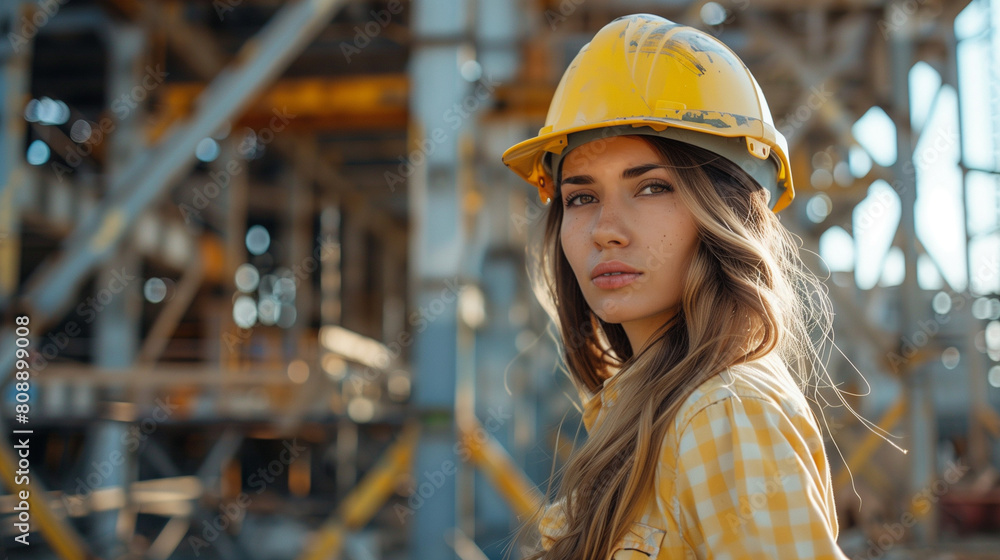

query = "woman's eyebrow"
[622, 163, 669, 179]
[559, 174, 594, 186]
[559, 164, 668, 187]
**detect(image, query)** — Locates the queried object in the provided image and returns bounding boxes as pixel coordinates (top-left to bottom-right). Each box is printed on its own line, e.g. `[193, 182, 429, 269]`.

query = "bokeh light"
[143, 278, 167, 304]
[235, 263, 260, 293]
[245, 225, 271, 255]
[233, 295, 258, 328]
[26, 140, 50, 165]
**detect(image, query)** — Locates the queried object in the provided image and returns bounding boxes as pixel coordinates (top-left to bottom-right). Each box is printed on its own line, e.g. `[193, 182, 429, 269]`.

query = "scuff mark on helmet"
[685, 33, 740, 69]
[675, 111, 753, 129]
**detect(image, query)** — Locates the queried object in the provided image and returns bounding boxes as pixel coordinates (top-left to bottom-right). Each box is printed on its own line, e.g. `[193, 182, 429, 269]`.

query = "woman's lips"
[591, 271, 642, 289]
[590, 260, 641, 289]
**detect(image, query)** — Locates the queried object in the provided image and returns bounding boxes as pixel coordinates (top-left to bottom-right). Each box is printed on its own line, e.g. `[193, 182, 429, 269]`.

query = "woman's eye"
[639, 182, 674, 195]
[564, 193, 595, 206]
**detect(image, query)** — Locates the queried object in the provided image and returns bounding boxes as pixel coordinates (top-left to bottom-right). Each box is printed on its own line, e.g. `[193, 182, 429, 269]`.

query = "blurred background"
[0, 0, 998, 558]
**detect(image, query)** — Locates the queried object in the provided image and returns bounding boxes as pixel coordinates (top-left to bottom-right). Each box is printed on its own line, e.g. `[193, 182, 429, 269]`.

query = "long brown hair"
[510, 135, 838, 560]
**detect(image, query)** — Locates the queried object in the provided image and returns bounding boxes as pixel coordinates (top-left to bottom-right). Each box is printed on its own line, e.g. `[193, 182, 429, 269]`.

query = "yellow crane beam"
[457, 416, 545, 522]
[149, 75, 409, 141]
[0, 428, 93, 559]
[298, 422, 419, 560]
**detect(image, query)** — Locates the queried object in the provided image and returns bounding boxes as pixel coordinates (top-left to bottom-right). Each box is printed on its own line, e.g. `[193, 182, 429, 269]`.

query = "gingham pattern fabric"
[538, 352, 847, 559]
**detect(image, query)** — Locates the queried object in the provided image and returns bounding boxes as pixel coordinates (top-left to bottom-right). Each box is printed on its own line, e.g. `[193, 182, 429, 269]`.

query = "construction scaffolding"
[0, 0, 998, 559]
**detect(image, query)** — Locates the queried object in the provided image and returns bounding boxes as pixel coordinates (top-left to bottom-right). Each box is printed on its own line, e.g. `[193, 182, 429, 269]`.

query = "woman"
[501, 14, 850, 560]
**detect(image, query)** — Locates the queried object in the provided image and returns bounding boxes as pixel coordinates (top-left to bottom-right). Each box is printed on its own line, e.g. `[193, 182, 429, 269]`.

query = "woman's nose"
[591, 204, 629, 248]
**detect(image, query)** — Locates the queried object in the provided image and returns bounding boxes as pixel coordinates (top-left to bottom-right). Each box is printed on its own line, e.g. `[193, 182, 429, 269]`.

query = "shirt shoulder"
[653, 353, 844, 558]
[673, 352, 814, 434]
[654, 352, 830, 525]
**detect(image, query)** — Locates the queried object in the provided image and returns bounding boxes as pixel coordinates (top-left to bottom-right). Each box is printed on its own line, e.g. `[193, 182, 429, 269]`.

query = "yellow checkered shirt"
[537, 352, 846, 559]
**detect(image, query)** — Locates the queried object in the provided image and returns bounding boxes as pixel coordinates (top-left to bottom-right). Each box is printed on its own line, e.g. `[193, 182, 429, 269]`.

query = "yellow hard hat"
[501, 14, 794, 213]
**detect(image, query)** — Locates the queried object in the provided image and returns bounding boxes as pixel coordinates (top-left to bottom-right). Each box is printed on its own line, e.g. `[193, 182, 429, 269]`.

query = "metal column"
[86, 22, 146, 557]
[888, 2, 937, 544]
[410, 0, 471, 557]
[470, 0, 524, 552]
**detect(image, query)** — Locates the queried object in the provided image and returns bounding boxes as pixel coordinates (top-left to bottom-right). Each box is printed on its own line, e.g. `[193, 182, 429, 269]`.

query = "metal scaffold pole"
[887, 1, 937, 544]
[409, 0, 472, 556]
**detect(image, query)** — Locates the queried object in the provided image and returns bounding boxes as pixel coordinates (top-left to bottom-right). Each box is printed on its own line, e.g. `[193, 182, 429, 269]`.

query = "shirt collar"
[581, 353, 783, 432]
[582, 375, 620, 433]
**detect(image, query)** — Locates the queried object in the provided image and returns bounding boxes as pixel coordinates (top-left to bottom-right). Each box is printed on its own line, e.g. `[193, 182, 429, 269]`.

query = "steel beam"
[151, 76, 409, 140]
[746, 13, 872, 150]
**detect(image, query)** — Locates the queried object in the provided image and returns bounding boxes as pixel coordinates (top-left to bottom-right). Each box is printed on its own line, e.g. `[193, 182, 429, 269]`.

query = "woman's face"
[559, 135, 700, 352]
